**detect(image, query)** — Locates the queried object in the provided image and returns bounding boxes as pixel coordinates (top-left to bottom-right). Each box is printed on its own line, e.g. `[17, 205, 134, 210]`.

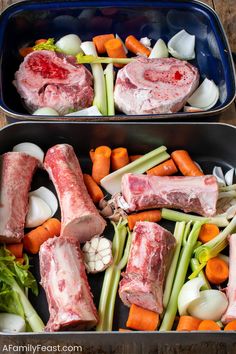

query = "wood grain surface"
[0, 0, 235, 128]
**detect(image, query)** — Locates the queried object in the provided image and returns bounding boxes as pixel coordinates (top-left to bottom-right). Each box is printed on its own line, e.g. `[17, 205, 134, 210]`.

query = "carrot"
[105, 38, 127, 68]
[35, 39, 48, 45]
[92, 146, 111, 184]
[23, 218, 61, 254]
[127, 210, 161, 231]
[205, 257, 229, 285]
[111, 147, 129, 171]
[15, 257, 24, 265]
[176, 316, 202, 331]
[93, 34, 115, 54]
[198, 223, 220, 244]
[19, 47, 33, 57]
[198, 320, 221, 331]
[119, 329, 133, 332]
[83, 174, 104, 203]
[89, 149, 95, 163]
[6, 243, 23, 258]
[129, 155, 143, 162]
[126, 304, 159, 331]
[147, 159, 178, 176]
[171, 150, 203, 176]
[125, 35, 150, 57]
[224, 320, 236, 331]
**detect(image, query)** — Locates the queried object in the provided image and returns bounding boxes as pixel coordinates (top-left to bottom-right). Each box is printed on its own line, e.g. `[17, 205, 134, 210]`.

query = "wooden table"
[0, 0, 235, 128]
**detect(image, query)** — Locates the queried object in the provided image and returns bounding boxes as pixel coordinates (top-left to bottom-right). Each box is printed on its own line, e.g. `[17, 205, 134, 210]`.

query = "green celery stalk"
[76, 53, 134, 65]
[104, 64, 115, 116]
[190, 258, 210, 290]
[159, 222, 202, 331]
[161, 208, 229, 227]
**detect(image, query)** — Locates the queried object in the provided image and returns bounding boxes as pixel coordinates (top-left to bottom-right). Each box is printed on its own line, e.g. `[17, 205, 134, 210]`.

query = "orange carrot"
[111, 147, 129, 171]
[129, 155, 143, 162]
[127, 210, 161, 231]
[35, 39, 48, 45]
[147, 159, 178, 176]
[19, 47, 33, 57]
[176, 316, 202, 331]
[126, 304, 159, 331]
[23, 218, 61, 254]
[198, 320, 221, 331]
[171, 150, 203, 176]
[224, 320, 236, 331]
[198, 223, 220, 244]
[83, 174, 104, 203]
[15, 257, 24, 265]
[93, 34, 115, 54]
[89, 149, 95, 163]
[205, 257, 229, 285]
[125, 35, 150, 57]
[105, 38, 127, 68]
[6, 243, 23, 258]
[92, 146, 111, 184]
[119, 329, 133, 332]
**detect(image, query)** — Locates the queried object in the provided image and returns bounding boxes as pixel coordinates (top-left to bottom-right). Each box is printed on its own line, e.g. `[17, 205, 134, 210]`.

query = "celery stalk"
[190, 258, 210, 290]
[159, 222, 202, 331]
[104, 64, 115, 116]
[163, 222, 186, 309]
[161, 208, 229, 227]
[76, 53, 134, 65]
[101, 146, 170, 195]
[219, 184, 236, 192]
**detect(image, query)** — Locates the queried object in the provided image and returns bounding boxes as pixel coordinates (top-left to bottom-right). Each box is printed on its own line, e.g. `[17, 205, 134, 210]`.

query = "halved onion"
[187, 78, 219, 110]
[33, 107, 59, 116]
[56, 34, 83, 55]
[213, 166, 226, 186]
[225, 168, 235, 186]
[178, 278, 205, 316]
[168, 29, 195, 60]
[149, 39, 169, 59]
[0, 313, 26, 333]
[13, 142, 44, 164]
[26, 195, 52, 228]
[29, 187, 58, 217]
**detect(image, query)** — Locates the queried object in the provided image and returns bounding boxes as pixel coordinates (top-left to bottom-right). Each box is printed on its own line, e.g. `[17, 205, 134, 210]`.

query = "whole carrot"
[127, 210, 161, 230]
[198, 223, 220, 244]
[125, 35, 150, 57]
[6, 243, 23, 258]
[92, 146, 111, 184]
[126, 304, 159, 331]
[147, 159, 178, 176]
[205, 257, 229, 285]
[198, 320, 221, 331]
[111, 147, 129, 171]
[83, 174, 104, 203]
[93, 34, 115, 54]
[176, 316, 202, 331]
[171, 150, 203, 176]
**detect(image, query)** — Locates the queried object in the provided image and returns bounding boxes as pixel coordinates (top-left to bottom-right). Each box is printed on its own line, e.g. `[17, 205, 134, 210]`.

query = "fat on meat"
[221, 233, 236, 324]
[44, 144, 106, 242]
[119, 221, 176, 313]
[121, 173, 218, 217]
[39, 236, 98, 331]
[0, 152, 39, 243]
[114, 57, 199, 115]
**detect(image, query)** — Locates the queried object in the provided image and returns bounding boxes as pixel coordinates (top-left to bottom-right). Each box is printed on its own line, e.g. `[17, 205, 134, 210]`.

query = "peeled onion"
[56, 34, 82, 55]
[0, 313, 26, 333]
[225, 168, 235, 186]
[25, 195, 52, 228]
[213, 166, 226, 186]
[65, 106, 102, 116]
[33, 107, 59, 116]
[178, 278, 205, 316]
[187, 78, 219, 110]
[13, 142, 44, 164]
[29, 186, 58, 217]
[168, 29, 195, 60]
[149, 39, 169, 59]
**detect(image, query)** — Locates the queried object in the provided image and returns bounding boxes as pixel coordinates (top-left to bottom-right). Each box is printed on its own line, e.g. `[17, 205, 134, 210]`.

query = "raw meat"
[119, 221, 175, 313]
[14, 50, 94, 115]
[0, 152, 38, 243]
[114, 57, 199, 115]
[221, 233, 236, 324]
[121, 173, 218, 217]
[44, 144, 106, 242]
[39, 236, 98, 331]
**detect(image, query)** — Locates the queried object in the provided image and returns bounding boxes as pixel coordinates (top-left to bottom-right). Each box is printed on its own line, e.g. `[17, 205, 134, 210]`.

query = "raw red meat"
[0, 152, 38, 243]
[44, 144, 106, 242]
[39, 236, 98, 331]
[114, 57, 199, 115]
[119, 221, 175, 313]
[14, 50, 94, 115]
[221, 233, 236, 324]
[121, 173, 218, 217]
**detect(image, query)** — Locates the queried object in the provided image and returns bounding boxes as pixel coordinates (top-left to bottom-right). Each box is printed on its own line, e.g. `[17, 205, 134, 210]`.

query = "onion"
[140, 37, 152, 49]
[149, 39, 168, 59]
[115, 34, 128, 54]
[168, 29, 195, 60]
[187, 78, 219, 110]
[12, 142, 44, 164]
[29, 187, 58, 217]
[56, 34, 82, 55]
[188, 289, 228, 321]
[25, 195, 52, 228]
[0, 313, 26, 332]
[213, 166, 226, 186]
[183, 106, 203, 113]
[65, 106, 102, 116]
[33, 107, 59, 116]
[178, 278, 205, 316]
[225, 168, 235, 186]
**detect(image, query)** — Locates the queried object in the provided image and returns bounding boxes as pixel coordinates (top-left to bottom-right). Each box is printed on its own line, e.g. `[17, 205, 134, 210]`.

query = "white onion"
[140, 37, 152, 49]
[213, 166, 226, 186]
[149, 39, 168, 59]
[225, 168, 235, 186]
[178, 278, 205, 316]
[56, 34, 82, 55]
[187, 78, 219, 110]
[65, 106, 102, 116]
[13, 142, 44, 164]
[168, 29, 195, 60]
[29, 187, 58, 217]
[26, 195, 52, 228]
[188, 290, 228, 321]
[33, 107, 59, 116]
[0, 313, 26, 332]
